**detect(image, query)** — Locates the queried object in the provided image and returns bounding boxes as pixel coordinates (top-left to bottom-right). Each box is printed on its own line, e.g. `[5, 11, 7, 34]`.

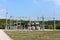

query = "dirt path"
[0, 30, 12, 40]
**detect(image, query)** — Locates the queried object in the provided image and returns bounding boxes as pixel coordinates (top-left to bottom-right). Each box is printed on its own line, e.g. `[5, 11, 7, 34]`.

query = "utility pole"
[28, 16, 31, 30]
[53, 18, 56, 30]
[5, 12, 8, 30]
[10, 16, 12, 30]
[42, 16, 45, 30]
[37, 17, 40, 22]
[53, 7, 56, 30]
[37, 17, 40, 27]
[16, 16, 18, 30]
[29, 16, 31, 27]
[20, 16, 21, 29]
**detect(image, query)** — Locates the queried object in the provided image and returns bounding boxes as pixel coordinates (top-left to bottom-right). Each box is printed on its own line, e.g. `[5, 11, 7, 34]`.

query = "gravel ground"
[0, 29, 12, 40]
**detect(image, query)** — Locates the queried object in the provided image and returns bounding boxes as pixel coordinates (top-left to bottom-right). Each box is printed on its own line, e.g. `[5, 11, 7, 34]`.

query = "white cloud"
[0, 16, 5, 19]
[0, 8, 7, 19]
[48, 0, 60, 6]
[54, 0, 60, 6]
[0, 8, 6, 14]
[33, 0, 60, 6]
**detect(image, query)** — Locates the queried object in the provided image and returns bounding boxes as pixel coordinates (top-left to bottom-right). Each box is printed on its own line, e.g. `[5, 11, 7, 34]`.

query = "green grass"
[5, 30, 60, 40]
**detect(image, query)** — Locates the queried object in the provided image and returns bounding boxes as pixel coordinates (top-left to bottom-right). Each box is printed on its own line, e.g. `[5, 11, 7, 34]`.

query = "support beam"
[10, 16, 13, 30]
[20, 16, 21, 29]
[42, 16, 45, 30]
[5, 12, 8, 30]
[53, 18, 56, 30]
[28, 16, 31, 30]
[16, 17, 18, 30]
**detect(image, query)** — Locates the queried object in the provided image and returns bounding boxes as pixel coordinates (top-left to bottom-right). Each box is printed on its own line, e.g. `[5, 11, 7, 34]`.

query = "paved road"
[0, 30, 12, 40]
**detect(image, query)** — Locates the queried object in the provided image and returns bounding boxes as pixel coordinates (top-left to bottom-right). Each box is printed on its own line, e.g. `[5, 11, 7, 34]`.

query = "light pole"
[5, 12, 8, 30]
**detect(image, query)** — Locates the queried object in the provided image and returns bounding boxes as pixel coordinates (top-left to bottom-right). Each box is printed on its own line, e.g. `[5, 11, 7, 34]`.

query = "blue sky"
[0, 0, 60, 20]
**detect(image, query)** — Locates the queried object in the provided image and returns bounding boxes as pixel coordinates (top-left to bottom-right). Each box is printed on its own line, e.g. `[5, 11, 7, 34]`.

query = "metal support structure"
[42, 16, 45, 30]
[20, 16, 21, 29]
[5, 12, 8, 30]
[28, 16, 31, 30]
[5, 15, 57, 30]
[53, 18, 56, 30]
[29, 17, 31, 27]
[37, 17, 40, 24]
[10, 16, 13, 30]
[16, 17, 18, 30]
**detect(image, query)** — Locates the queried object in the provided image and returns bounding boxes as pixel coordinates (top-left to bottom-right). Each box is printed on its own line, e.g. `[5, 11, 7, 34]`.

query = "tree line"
[0, 19, 60, 29]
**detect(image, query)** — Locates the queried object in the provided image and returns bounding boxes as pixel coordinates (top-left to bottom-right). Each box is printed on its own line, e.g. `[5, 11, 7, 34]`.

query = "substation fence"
[5, 16, 57, 30]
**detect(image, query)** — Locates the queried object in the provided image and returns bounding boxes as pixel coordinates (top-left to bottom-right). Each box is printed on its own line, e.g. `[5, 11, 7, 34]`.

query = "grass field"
[5, 30, 60, 40]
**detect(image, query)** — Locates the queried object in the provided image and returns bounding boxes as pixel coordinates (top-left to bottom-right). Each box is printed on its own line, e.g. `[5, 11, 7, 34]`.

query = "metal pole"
[10, 16, 12, 30]
[20, 16, 21, 29]
[53, 18, 56, 30]
[29, 16, 31, 30]
[53, 7, 56, 30]
[16, 17, 18, 30]
[29, 17, 31, 27]
[37, 17, 40, 25]
[5, 12, 8, 30]
[42, 16, 44, 30]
